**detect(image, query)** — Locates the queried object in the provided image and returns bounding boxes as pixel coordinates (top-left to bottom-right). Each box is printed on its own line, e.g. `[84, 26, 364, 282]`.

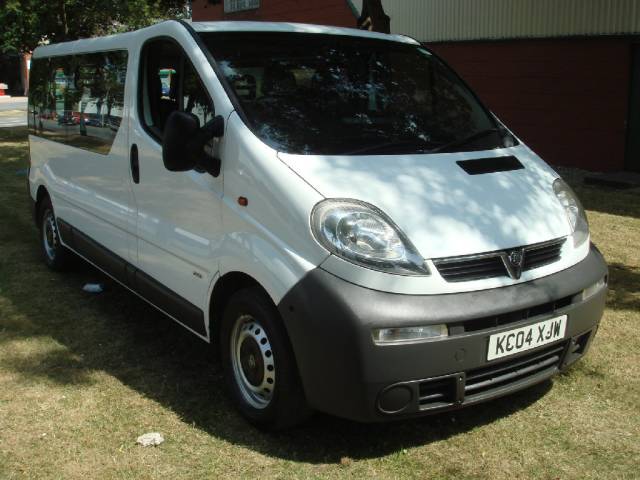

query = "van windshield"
[199, 32, 514, 155]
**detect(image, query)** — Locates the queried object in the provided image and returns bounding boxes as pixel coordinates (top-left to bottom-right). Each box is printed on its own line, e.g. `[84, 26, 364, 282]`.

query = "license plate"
[487, 315, 567, 361]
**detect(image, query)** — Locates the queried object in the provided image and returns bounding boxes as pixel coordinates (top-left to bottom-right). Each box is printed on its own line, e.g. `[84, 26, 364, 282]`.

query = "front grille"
[433, 255, 506, 282]
[523, 239, 566, 271]
[464, 343, 565, 400]
[433, 238, 567, 283]
[418, 376, 458, 409]
[449, 293, 575, 335]
[410, 342, 567, 412]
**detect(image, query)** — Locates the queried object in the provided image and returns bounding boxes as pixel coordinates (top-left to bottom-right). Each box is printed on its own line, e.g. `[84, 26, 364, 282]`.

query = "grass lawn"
[0, 127, 638, 479]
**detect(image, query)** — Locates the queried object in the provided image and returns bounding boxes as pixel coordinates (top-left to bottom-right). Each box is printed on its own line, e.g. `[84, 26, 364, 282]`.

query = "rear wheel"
[220, 287, 310, 430]
[38, 196, 73, 271]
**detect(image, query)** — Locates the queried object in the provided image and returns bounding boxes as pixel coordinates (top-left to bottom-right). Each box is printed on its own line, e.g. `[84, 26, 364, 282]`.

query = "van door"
[44, 51, 137, 269]
[128, 35, 225, 337]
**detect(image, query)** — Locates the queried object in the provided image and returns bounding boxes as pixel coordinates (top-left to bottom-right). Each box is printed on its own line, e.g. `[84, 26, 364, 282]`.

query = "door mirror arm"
[195, 154, 222, 178]
[200, 115, 225, 139]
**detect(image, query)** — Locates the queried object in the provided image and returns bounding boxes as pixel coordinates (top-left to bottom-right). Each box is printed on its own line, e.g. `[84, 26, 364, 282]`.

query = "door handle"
[130, 144, 140, 184]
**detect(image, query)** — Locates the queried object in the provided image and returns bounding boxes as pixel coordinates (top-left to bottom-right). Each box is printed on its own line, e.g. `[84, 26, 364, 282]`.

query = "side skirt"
[56, 218, 209, 340]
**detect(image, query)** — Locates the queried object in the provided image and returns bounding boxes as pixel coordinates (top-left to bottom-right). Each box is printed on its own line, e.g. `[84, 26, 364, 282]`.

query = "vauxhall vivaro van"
[28, 20, 608, 429]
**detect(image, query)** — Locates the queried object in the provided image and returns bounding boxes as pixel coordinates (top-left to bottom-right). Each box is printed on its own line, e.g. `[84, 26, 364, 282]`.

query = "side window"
[28, 58, 49, 135]
[28, 51, 127, 154]
[67, 52, 128, 154]
[141, 39, 214, 139]
[49, 56, 76, 143]
[182, 61, 214, 126]
[142, 39, 181, 136]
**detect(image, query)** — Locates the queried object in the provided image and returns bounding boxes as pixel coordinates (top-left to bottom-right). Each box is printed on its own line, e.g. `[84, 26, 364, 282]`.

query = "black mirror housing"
[163, 111, 200, 172]
[162, 112, 225, 173]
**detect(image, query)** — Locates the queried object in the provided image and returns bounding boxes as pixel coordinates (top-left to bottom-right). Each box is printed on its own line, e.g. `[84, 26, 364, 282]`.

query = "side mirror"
[162, 111, 224, 175]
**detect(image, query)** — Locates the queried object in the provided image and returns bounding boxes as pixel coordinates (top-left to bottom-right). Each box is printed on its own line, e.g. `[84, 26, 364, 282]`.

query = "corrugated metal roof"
[351, 0, 640, 42]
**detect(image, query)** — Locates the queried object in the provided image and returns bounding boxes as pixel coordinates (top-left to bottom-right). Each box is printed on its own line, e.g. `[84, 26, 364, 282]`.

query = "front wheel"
[220, 287, 310, 430]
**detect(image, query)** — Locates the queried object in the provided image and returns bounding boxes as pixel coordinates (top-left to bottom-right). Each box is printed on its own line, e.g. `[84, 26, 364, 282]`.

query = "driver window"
[182, 61, 214, 126]
[141, 39, 214, 140]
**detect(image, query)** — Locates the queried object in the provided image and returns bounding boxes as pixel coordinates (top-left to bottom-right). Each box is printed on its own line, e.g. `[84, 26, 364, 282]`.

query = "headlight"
[311, 199, 430, 276]
[372, 325, 448, 345]
[553, 178, 589, 247]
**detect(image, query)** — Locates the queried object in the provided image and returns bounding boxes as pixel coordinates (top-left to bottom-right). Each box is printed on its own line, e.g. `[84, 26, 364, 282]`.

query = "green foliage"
[0, 0, 187, 54]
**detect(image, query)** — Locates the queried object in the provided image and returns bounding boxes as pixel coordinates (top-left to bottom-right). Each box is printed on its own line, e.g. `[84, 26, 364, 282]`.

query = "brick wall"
[192, 0, 357, 27]
[429, 38, 632, 172]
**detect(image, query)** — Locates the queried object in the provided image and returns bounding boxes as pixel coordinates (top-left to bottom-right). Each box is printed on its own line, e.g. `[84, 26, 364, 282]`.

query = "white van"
[28, 20, 608, 429]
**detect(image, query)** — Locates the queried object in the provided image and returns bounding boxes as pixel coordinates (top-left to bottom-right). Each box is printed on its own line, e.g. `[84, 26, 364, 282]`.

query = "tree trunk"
[20, 53, 31, 96]
[59, 0, 69, 40]
[357, 0, 390, 34]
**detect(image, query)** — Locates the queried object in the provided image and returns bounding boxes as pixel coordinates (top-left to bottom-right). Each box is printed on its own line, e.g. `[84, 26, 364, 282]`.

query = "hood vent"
[457, 156, 524, 175]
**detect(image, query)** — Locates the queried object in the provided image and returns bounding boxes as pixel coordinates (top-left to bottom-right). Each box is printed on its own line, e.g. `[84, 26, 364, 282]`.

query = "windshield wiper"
[343, 140, 433, 156]
[429, 128, 503, 154]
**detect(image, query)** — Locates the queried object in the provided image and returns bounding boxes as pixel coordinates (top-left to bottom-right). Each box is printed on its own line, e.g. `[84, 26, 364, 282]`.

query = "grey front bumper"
[278, 245, 608, 422]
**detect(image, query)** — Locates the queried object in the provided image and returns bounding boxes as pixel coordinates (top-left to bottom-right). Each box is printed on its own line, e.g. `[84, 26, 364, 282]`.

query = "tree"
[0, 0, 188, 55]
[357, 0, 390, 34]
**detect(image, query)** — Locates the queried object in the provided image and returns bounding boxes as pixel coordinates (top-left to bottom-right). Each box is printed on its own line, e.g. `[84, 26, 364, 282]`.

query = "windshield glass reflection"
[201, 32, 514, 156]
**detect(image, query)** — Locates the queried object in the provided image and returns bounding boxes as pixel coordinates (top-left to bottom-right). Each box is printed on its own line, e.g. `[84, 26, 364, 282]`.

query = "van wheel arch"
[209, 273, 298, 363]
[210, 272, 273, 348]
[34, 186, 50, 225]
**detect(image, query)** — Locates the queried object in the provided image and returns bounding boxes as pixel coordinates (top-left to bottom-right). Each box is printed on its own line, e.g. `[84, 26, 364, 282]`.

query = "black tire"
[38, 196, 73, 271]
[220, 287, 311, 430]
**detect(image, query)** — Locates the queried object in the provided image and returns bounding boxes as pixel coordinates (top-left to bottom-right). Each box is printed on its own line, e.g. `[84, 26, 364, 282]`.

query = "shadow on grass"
[0, 243, 553, 463]
[0, 126, 554, 462]
[2, 347, 96, 386]
[572, 183, 640, 220]
[606, 263, 640, 312]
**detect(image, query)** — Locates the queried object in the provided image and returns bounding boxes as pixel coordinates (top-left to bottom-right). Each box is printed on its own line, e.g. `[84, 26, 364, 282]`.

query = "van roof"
[191, 21, 419, 45]
[32, 20, 419, 58]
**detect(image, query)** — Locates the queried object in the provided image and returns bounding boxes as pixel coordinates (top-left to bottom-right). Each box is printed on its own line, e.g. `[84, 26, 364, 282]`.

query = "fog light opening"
[378, 385, 413, 414]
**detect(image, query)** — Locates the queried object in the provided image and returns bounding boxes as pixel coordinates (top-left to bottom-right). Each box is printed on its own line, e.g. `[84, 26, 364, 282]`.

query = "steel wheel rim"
[42, 210, 58, 261]
[230, 314, 275, 409]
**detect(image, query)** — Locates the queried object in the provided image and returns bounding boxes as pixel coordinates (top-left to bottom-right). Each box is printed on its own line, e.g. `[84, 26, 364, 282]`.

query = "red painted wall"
[428, 38, 632, 172]
[192, 0, 357, 27]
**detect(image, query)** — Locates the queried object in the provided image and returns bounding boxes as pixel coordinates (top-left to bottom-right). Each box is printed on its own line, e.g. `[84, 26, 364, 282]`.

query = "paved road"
[0, 97, 27, 127]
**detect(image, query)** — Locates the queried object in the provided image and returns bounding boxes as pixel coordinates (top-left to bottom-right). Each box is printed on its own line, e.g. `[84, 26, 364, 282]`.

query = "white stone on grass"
[136, 432, 164, 447]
